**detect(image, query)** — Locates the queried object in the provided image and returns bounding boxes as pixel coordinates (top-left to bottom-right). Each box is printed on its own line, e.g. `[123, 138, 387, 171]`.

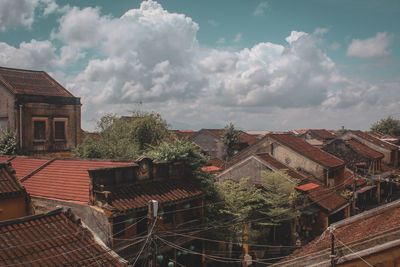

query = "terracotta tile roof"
[353, 130, 398, 150]
[295, 183, 320, 191]
[208, 157, 228, 170]
[346, 139, 384, 159]
[270, 133, 344, 168]
[201, 129, 259, 145]
[256, 153, 309, 182]
[202, 166, 222, 173]
[8, 157, 52, 180]
[22, 159, 133, 204]
[171, 130, 196, 139]
[284, 200, 400, 263]
[0, 156, 11, 162]
[306, 185, 347, 212]
[110, 180, 204, 212]
[0, 66, 75, 97]
[308, 129, 336, 140]
[0, 162, 26, 199]
[0, 209, 124, 266]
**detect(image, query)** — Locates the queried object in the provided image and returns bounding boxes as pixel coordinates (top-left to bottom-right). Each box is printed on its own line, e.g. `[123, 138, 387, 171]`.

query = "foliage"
[371, 116, 400, 136]
[216, 170, 302, 242]
[335, 126, 350, 136]
[0, 129, 17, 155]
[259, 170, 301, 225]
[221, 122, 240, 159]
[74, 112, 170, 159]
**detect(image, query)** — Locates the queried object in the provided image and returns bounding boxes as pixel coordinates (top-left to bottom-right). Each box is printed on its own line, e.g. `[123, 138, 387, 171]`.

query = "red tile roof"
[0, 66, 75, 97]
[0, 209, 124, 266]
[353, 130, 398, 150]
[110, 180, 204, 212]
[270, 133, 344, 168]
[0, 162, 26, 199]
[346, 139, 384, 159]
[201, 129, 259, 145]
[284, 200, 400, 263]
[307, 129, 336, 140]
[0, 156, 11, 162]
[306, 185, 347, 212]
[22, 159, 133, 204]
[295, 183, 320, 191]
[208, 157, 228, 170]
[9, 157, 52, 180]
[202, 166, 222, 172]
[171, 130, 196, 139]
[256, 153, 308, 182]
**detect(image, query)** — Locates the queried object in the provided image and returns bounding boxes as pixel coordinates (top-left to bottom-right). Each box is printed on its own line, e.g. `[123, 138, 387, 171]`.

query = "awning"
[357, 185, 376, 194]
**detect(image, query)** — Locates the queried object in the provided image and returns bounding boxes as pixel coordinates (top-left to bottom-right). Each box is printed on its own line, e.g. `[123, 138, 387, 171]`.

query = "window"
[113, 216, 126, 238]
[0, 117, 8, 131]
[33, 120, 46, 140]
[54, 121, 66, 140]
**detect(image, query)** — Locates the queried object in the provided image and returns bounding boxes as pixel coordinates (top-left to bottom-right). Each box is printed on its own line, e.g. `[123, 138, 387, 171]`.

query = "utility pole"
[329, 226, 335, 267]
[352, 168, 357, 216]
[148, 200, 158, 267]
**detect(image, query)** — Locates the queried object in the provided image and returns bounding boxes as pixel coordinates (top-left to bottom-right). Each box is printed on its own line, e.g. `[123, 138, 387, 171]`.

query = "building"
[88, 157, 205, 262]
[298, 129, 336, 148]
[0, 208, 126, 266]
[0, 161, 30, 220]
[342, 131, 399, 168]
[189, 129, 258, 160]
[274, 199, 400, 267]
[230, 133, 346, 189]
[0, 66, 81, 154]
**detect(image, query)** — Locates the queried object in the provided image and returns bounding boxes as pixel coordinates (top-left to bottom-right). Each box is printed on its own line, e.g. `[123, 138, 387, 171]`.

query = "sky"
[0, 0, 399, 132]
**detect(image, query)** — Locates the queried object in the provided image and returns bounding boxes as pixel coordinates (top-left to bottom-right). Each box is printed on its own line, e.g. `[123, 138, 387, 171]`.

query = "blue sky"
[0, 0, 399, 131]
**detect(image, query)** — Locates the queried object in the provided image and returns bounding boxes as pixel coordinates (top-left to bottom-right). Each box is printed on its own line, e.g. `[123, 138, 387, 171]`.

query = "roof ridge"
[0, 208, 63, 226]
[20, 158, 56, 182]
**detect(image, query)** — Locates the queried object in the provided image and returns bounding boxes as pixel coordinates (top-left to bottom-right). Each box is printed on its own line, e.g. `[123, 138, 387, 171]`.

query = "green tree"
[74, 111, 170, 159]
[0, 129, 17, 155]
[371, 116, 400, 136]
[222, 122, 240, 159]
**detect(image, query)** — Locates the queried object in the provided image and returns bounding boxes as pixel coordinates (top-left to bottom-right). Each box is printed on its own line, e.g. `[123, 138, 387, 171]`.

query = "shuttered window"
[54, 121, 66, 140]
[34, 121, 46, 140]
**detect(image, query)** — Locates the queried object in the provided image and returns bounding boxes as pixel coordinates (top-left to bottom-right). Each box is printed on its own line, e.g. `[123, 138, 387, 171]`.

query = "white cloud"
[346, 32, 394, 58]
[285, 31, 308, 44]
[0, 0, 38, 31]
[253, 2, 269, 16]
[233, 33, 242, 43]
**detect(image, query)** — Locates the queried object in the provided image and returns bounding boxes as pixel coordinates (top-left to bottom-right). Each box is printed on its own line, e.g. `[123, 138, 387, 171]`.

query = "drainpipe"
[19, 104, 23, 149]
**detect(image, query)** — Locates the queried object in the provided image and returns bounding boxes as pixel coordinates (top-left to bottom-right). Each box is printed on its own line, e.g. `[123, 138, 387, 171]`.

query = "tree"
[371, 116, 400, 136]
[74, 111, 170, 159]
[0, 129, 17, 155]
[222, 122, 240, 159]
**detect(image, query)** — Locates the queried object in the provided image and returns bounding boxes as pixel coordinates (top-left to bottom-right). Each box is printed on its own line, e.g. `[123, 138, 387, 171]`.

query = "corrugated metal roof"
[9, 157, 52, 180]
[353, 130, 398, 151]
[22, 159, 133, 204]
[0, 209, 124, 266]
[346, 139, 384, 159]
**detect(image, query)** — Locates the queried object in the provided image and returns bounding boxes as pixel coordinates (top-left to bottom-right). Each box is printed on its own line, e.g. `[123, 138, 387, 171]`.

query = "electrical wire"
[333, 233, 374, 267]
[131, 217, 158, 266]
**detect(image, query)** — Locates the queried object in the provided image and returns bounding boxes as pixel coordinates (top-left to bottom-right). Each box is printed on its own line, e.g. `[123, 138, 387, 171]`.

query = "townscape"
[1, 66, 400, 266]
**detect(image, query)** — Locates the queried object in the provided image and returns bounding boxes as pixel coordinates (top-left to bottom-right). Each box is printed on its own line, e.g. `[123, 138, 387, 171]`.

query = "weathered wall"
[229, 138, 271, 165]
[0, 195, 28, 221]
[272, 142, 326, 183]
[0, 84, 16, 131]
[190, 132, 227, 160]
[31, 197, 111, 245]
[19, 102, 81, 152]
[217, 156, 271, 185]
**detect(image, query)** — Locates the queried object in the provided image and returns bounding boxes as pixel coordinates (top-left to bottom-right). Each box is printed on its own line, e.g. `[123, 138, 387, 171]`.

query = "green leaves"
[222, 122, 240, 159]
[74, 112, 170, 160]
[0, 129, 17, 155]
[371, 116, 400, 136]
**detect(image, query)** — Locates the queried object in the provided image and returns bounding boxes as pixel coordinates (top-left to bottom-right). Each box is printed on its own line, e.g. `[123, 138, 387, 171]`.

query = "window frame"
[32, 117, 48, 142]
[53, 118, 68, 141]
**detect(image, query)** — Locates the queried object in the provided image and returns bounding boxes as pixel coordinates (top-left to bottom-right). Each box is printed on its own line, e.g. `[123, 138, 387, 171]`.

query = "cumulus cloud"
[0, 0, 38, 31]
[346, 32, 394, 58]
[253, 2, 269, 16]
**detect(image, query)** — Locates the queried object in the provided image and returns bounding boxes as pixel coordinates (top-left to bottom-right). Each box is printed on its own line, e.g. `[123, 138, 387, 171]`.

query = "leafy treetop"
[371, 116, 400, 136]
[222, 122, 240, 159]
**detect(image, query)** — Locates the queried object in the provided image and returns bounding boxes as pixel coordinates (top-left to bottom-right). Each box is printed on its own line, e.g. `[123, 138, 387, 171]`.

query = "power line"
[333, 233, 373, 267]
